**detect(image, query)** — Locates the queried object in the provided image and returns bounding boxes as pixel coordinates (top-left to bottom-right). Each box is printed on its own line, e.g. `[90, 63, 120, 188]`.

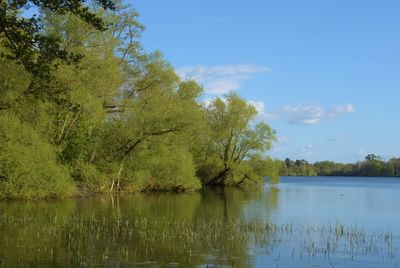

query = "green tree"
[0, 0, 115, 75]
[0, 113, 75, 199]
[1, 2, 283, 200]
[95, 54, 204, 192]
[365, 154, 381, 161]
[198, 93, 276, 186]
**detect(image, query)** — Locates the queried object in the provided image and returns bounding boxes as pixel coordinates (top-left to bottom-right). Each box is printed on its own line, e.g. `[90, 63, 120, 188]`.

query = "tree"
[365, 154, 381, 161]
[284, 158, 292, 168]
[279, 156, 400, 178]
[250, 155, 282, 184]
[0, 113, 75, 199]
[197, 93, 276, 186]
[0, 0, 115, 81]
[314, 161, 336, 175]
[94, 53, 204, 192]
[1, 2, 283, 199]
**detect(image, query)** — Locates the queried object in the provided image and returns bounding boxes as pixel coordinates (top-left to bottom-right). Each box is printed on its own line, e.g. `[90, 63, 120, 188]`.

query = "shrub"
[0, 113, 75, 199]
[71, 162, 109, 193]
[125, 145, 201, 192]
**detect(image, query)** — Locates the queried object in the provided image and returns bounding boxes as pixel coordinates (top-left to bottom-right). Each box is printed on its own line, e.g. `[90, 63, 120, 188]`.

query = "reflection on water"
[0, 177, 399, 267]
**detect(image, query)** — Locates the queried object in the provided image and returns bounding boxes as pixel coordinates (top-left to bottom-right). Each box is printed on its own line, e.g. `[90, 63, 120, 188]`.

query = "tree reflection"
[0, 187, 281, 267]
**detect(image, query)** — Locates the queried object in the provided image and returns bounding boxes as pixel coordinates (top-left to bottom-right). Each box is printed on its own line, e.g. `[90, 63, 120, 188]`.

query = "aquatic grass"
[0, 212, 399, 267]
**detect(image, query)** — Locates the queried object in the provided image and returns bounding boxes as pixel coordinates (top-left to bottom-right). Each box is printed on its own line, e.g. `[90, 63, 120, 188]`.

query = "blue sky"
[131, 0, 400, 163]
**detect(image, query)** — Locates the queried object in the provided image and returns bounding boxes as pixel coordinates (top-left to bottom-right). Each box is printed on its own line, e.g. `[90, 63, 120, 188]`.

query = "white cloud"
[248, 100, 281, 121]
[201, 96, 229, 108]
[247, 100, 265, 114]
[263, 103, 356, 125]
[201, 98, 213, 107]
[203, 97, 355, 126]
[301, 144, 317, 157]
[177, 64, 271, 94]
[277, 136, 290, 143]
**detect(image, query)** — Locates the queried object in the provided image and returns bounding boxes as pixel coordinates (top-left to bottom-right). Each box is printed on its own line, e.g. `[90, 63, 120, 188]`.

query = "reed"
[0, 212, 398, 267]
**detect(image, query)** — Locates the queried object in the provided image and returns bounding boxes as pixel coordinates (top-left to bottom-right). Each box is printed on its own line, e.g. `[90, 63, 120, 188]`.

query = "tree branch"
[124, 126, 186, 157]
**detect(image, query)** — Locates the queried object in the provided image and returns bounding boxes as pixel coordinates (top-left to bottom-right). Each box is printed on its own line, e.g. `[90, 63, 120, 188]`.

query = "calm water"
[0, 176, 399, 267]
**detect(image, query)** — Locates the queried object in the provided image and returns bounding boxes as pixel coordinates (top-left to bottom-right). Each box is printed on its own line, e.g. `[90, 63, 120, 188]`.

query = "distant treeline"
[279, 154, 400, 177]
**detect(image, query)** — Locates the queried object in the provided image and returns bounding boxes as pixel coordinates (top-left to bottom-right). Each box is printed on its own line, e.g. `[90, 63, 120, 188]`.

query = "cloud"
[201, 98, 213, 107]
[203, 97, 355, 126]
[247, 100, 265, 114]
[177, 64, 271, 94]
[261, 103, 356, 125]
[202, 97, 266, 115]
[301, 144, 317, 157]
[247, 100, 280, 121]
[201, 96, 229, 108]
[277, 136, 290, 143]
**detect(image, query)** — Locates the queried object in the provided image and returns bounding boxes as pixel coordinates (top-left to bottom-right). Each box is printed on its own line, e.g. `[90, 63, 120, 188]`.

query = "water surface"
[0, 176, 399, 267]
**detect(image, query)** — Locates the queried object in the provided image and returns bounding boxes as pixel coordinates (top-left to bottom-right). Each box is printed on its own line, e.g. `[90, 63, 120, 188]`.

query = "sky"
[130, 0, 400, 163]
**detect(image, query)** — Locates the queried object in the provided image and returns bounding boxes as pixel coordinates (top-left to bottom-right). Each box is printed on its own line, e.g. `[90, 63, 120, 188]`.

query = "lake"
[0, 176, 399, 267]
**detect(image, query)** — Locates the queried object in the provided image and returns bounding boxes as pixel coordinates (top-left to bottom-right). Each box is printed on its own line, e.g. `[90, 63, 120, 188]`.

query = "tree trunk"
[116, 162, 124, 191]
[110, 162, 124, 192]
[237, 173, 259, 185]
[109, 180, 115, 192]
[205, 168, 230, 186]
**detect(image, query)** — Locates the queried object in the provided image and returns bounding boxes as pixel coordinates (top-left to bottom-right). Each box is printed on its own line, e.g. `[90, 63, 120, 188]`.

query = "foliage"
[0, 0, 115, 76]
[0, 113, 75, 199]
[280, 158, 317, 176]
[196, 93, 277, 186]
[71, 162, 108, 193]
[260, 157, 282, 184]
[278, 156, 400, 177]
[124, 142, 201, 192]
[0, 57, 31, 109]
[0, 3, 277, 199]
